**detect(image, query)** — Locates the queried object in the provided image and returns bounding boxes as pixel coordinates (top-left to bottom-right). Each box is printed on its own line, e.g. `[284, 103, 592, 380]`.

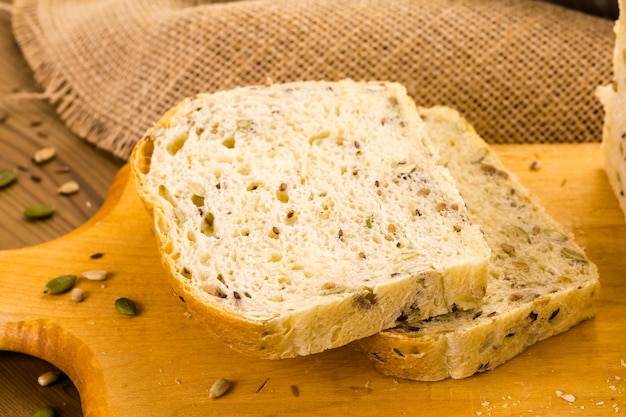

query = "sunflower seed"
[57, 181, 80, 195]
[81, 270, 107, 281]
[70, 288, 86, 302]
[209, 378, 232, 399]
[562, 247, 588, 263]
[37, 371, 60, 386]
[32, 147, 56, 164]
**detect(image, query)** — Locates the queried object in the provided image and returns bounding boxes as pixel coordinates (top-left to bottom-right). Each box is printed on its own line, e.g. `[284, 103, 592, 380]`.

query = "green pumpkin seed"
[32, 405, 55, 417]
[115, 297, 137, 316]
[24, 204, 55, 219]
[44, 274, 77, 294]
[562, 247, 588, 263]
[0, 168, 17, 188]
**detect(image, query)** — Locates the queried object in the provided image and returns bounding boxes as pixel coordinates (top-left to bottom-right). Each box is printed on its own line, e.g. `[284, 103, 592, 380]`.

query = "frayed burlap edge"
[10, 0, 616, 160]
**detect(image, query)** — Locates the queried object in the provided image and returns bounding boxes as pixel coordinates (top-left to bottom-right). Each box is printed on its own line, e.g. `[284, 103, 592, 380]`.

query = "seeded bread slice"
[130, 80, 490, 359]
[598, 0, 626, 221]
[355, 106, 600, 380]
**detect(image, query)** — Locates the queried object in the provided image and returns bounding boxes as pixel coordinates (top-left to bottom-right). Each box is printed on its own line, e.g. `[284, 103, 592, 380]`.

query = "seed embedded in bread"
[130, 80, 490, 359]
[354, 106, 600, 381]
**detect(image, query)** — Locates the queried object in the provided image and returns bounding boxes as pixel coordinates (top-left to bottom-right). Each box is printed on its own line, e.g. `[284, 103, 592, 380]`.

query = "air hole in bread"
[200, 212, 215, 236]
[330, 327, 341, 343]
[308, 130, 330, 145]
[222, 135, 235, 148]
[276, 186, 289, 203]
[238, 164, 251, 176]
[166, 133, 188, 156]
[247, 181, 263, 191]
[157, 185, 177, 206]
[135, 139, 154, 174]
[269, 254, 283, 262]
[191, 194, 204, 207]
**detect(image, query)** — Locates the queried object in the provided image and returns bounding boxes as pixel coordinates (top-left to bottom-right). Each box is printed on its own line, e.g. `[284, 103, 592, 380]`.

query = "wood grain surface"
[2, 143, 626, 417]
[2, 1, 625, 416]
[0, 3, 122, 416]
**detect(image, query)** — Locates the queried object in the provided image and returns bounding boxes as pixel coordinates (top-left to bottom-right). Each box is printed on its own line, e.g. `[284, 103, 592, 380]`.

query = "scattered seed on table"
[24, 203, 55, 219]
[209, 378, 232, 399]
[0, 168, 17, 188]
[115, 297, 137, 316]
[81, 270, 107, 281]
[32, 147, 56, 164]
[70, 287, 86, 302]
[55, 165, 71, 174]
[44, 274, 77, 294]
[89, 252, 104, 259]
[30, 174, 42, 183]
[290, 385, 300, 397]
[32, 405, 55, 417]
[37, 371, 60, 387]
[57, 180, 80, 195]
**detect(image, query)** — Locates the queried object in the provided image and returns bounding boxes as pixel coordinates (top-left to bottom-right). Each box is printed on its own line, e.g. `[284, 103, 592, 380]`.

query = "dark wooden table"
[0, 4, 123, 416]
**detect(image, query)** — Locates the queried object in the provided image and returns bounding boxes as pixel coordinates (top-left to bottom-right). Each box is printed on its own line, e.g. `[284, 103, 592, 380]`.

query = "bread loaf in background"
[355, 107, 600, 380]
[598, 0, 626, 221]
[130, 80, 491, 359]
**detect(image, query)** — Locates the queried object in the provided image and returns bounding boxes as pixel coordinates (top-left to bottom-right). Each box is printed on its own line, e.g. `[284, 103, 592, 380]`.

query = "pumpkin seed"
[24, 204, 55, 219]
[32, 405, 55, 417]
[209, 378, 232, 399]
[562, 247, 588, 263]
[115, 297, 137, 316]
[44, 274, 77, 294]
[0, 168, 17, 188]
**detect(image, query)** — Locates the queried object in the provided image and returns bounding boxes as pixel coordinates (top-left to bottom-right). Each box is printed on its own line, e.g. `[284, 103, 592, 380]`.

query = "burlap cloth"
[10, 0, 615, 160]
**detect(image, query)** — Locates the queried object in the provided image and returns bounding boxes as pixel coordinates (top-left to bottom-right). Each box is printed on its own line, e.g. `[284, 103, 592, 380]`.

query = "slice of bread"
[355, 107, 600, 380]
[130, 80, 490, 359]
[598, 0, 626, 221]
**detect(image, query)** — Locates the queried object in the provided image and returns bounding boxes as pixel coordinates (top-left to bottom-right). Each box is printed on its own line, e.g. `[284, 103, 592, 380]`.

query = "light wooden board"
[1, 143, 626, 417]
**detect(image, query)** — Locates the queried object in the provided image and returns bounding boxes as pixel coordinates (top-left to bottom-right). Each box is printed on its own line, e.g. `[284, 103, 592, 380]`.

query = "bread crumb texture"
[131, 80, 490, 357]
[355, 107, 600, 380]
[598, 0, 626, 221]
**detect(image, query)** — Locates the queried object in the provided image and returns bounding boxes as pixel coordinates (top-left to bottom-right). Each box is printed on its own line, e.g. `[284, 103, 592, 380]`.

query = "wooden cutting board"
[1, 143, 626, 417]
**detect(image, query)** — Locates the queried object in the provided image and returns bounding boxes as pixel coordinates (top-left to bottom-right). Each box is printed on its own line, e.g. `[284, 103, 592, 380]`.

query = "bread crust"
[130, 81, 491, 359]
[354, 107, 600, 379]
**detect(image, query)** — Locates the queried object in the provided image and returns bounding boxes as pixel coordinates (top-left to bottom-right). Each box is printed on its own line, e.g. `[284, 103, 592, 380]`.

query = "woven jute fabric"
[11, 0, 615, 160]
